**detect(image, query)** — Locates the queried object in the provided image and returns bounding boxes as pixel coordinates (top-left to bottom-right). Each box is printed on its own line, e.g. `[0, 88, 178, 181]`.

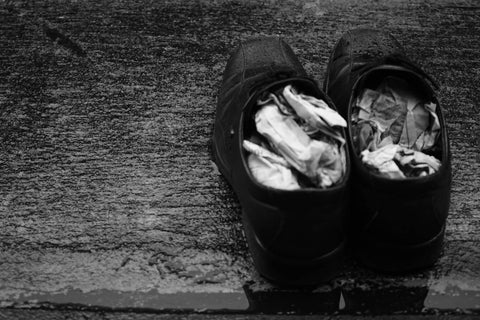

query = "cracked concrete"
[0, 0, 479, 317]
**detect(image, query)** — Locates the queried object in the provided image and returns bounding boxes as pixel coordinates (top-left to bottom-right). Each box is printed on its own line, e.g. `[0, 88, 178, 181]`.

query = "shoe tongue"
[353, 54, 439, 90]
[245, 68, 310, 100]
[243, 77, 317, 118]
[245, 66, 298, 80]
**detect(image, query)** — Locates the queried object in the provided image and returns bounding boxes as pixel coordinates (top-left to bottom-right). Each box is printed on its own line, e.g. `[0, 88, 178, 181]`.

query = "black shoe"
[212, 37, 350, 285]
[324, 28, 452, 272]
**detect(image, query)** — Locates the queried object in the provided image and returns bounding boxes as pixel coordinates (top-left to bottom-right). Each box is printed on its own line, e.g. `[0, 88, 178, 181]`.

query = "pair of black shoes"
[212, 29, 451, 286]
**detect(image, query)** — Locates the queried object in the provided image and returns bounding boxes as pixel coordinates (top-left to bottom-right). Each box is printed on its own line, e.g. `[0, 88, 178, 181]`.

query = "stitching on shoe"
[278, 37, 288, 68]
[241, 41, 246, 87]
[347, 31, 353, 85]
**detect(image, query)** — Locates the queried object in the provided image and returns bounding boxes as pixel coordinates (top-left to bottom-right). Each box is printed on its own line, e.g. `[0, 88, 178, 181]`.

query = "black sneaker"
[324, 28, 452, 272]
[212, 37, 350, 285]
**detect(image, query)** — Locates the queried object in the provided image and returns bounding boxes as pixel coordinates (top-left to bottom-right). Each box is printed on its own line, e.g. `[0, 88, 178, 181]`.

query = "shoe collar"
[346, 65, 451, 186]
[237, 77, 351, 196]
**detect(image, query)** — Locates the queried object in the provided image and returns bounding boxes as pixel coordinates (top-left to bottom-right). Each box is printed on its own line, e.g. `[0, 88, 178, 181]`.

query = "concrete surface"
[0, 0, 479, 317]
[2, 311, 480, 320]
[1, 311, 480, 320]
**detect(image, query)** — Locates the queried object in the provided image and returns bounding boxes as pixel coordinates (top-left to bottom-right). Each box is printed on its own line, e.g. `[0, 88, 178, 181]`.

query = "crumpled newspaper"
[244, 84, 347, 189]
[282, 85, 346, 145]
[361, 144, 441, 178]
[352, 76, 442, 178]
[243, 140, 300, 190]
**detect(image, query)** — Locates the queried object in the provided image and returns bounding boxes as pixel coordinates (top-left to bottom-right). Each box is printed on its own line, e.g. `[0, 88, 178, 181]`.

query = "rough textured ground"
[0, 0, 479, 317]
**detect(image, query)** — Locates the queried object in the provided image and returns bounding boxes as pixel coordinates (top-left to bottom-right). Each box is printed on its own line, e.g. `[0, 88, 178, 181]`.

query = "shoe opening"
[349, 68, 445, 179]
[241, 80, 349, 191]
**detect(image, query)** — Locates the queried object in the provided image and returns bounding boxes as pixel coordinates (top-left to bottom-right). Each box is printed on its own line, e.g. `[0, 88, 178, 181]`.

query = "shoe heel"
[356, 224, 445, 273]
[243, 213, 346, 286]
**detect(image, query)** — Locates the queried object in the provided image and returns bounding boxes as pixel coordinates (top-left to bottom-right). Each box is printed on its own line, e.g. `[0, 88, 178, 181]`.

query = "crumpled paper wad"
[352, 76, 442, 178]
[361, 144, 441, 178]
[243, 84, 347, 189]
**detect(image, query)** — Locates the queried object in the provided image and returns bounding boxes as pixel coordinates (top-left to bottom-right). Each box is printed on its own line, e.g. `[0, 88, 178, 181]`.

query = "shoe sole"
[356, 224, 445, 273]
[243, 210, 346, 286]
[211, 138, 233, 185]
